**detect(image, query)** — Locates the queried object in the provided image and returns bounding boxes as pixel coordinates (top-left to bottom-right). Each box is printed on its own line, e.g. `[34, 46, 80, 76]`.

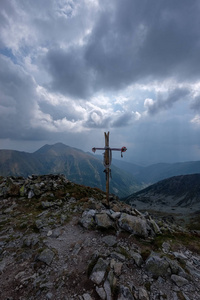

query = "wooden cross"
[92, 132, 127, 204]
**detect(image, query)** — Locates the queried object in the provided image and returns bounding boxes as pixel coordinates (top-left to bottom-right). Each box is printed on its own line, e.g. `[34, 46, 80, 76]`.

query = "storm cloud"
[1, 0, 200, 163]
[144, 87, 191, 115]
[41, 0, 200, 99]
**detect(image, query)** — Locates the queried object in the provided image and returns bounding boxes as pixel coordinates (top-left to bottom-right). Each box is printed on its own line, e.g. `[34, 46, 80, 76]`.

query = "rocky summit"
[0, 174, 200, 300]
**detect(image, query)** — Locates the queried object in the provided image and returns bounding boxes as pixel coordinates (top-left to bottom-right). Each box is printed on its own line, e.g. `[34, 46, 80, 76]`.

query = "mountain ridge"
[111, 159, 200, 184]
[0, 143, 141, 198]
[124, 173, 200, 215]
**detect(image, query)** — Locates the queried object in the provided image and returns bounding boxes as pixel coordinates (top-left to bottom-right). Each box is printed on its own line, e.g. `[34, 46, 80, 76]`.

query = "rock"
[145, 254, 170, 278]
[110, 211, 121, 220]
[162, 242, 170, 253]
[51, 228, 61, 238]
[132, 208, 143, 217]
[182, 292, 192, 300]
[28, 190, 34, 199]
[41, 201, 54, 208]
[90, 257, 109, 285]
[95, 213, 115, 229]
[118, 285, 134, 300]
[82, 293, 93, 300]
[173, 251, 187, 262]
[37, 248, 55, 265]
[96, 286, 106, 300]
[35, 219, 45, 229]
[79, 210, 96, 229]
[147, 217, 161, 235]
[111, 259, 123, 276]
[186, 262, 200, 279]
[15, 271, 26, 280]
[23, 235, 39, 247]
[166, 257, 185, 276]
[138, 287, 149, 300]
[4, 204, 17, 213]
[106, 270, 117, 293]
[47, 230, 52, 237]
[72, 243, 82, 255]
[171, 274, 189, 287]
[104, 279, 112, 300]
[118, 213, 149, 238]
[102, 235, 117, 247]
[110, 252, 126, 262]
[0, 260, 6, 273]
[130, 251, 143, 267]
[46, 292, 53, 299]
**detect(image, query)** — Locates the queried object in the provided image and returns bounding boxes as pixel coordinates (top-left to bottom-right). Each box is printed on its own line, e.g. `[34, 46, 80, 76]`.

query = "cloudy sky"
[1, 0, 200, 165]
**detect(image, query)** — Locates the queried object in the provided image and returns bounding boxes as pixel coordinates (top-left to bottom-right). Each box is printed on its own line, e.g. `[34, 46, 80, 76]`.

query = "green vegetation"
[151, 232, 200, 254]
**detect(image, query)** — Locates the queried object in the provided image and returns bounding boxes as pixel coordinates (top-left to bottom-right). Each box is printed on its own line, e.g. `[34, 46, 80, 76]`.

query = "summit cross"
[92, 131, 127, 204]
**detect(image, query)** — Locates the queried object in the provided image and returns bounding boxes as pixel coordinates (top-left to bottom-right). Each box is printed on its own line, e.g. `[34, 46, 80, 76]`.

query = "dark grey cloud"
[0, 0, 16, 38]
[38, 101, 79, 122]
[190, 95, 200, 112]
[86, 0, 200, 85]
[111, 112, 134, 127]
[0, 55, 43, 140]
[145, 87, 191, 115]
[1, 0, 200, 164]
[44, 47, 93, 99]
[42, 0, 200, 100]
[83, 109, 138, 129]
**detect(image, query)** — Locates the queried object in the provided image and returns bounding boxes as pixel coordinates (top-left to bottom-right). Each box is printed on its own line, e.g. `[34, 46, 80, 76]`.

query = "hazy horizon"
[1, 141, 200, 167]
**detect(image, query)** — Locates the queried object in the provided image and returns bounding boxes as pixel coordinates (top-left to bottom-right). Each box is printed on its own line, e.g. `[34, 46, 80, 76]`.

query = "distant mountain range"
[0, 143, 141, 198]
[124, 174, 200, 214]
[1, 142, 200, 200]
[113, 160, 200, 184]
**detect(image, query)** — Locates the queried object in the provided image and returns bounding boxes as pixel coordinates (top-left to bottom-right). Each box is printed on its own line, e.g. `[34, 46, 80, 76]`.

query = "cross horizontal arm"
[110, 148, 126, 151]
[92, 146, 127, 153]
[92, 147, 105, 152]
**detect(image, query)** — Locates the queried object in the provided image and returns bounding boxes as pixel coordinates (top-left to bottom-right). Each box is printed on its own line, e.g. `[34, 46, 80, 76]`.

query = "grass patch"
[141, 249, 151, 261]
[186, 212, 200, 231]
[144, 281, 151, 291]
[117, 246, 131, 259]
[151, 231, 200, 254]
[177, 291, 187, 300]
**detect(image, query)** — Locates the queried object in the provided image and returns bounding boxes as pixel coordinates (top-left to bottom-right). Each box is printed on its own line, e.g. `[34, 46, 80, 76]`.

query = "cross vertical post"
[92, 131, 127, 205]
[104, 132, 110, 204]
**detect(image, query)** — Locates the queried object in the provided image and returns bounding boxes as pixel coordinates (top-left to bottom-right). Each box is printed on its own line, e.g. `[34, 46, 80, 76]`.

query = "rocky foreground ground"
[0, 174, 200, 300]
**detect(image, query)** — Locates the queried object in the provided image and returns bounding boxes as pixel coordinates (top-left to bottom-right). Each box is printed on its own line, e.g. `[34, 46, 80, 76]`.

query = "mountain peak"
[34, 142, 70, 154]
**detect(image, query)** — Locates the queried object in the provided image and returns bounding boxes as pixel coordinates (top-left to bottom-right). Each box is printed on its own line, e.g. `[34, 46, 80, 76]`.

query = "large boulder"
[95, 213, 115, 229]
[118, 213, 149, 238]
[145, 254, 170, 278]
[79, 209, 96, 229]
[37, 248, 55, 266]
[89, 257, 109, 285]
